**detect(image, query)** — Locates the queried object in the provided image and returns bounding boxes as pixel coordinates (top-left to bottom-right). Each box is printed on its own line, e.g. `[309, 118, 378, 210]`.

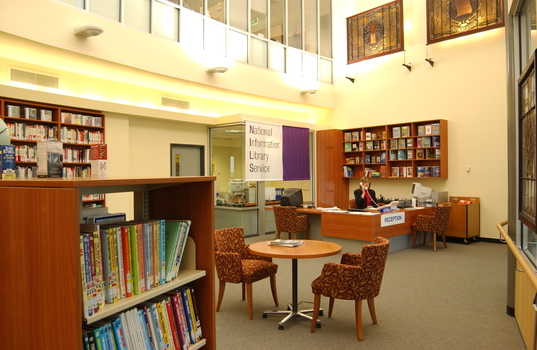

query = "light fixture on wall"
[346, 76, 356, 83]
[206, 66, 229, 73]
[425, 57, 435, 67]
[402, 62, 412, 71]
[300, 89, 317, 94]
[74, 24, 104, 37]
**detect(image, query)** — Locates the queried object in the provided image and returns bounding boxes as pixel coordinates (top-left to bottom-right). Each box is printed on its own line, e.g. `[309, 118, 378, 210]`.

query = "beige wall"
[0, 0, 509, 239]
[330, 1, 508, 239]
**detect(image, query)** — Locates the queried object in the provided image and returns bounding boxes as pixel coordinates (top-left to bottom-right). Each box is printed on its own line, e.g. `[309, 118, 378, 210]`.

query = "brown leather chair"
[273, 205, 310, 239]
[411, 205, 452, 252]
[214, 227, 279, 319]
[310, 237, 390, 340]
[349, 198, 358, 208]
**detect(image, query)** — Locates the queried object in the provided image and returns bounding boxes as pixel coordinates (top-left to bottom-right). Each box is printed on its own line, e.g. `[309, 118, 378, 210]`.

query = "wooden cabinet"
[316, 129, 349, 210]
[1, 97, 105, 180]
[341, 119, 448, 179]
[445, 196, 480, 242]
[0, 176, 216, 350]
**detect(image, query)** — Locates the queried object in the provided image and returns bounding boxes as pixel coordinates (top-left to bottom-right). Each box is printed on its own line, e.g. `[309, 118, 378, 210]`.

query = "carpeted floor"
[215, 239, 526, 349]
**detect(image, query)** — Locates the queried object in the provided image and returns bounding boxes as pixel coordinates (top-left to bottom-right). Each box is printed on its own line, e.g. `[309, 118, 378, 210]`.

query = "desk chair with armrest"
[214, 227, 279, 319]
[411, 205, 452, 252]
[349, 198, 358, 209]
[273, 205, 310, 240]
[310, 237, 390, 341]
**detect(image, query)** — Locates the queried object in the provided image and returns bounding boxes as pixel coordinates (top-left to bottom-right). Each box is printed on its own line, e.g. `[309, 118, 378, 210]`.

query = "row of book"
[6, 104, 53, 121]
[61, 112, 103, 127]
[416, 166, 441, 177]
[82, 287, 202, 350]
[60, 127, 103, 145]
[6, 122, 58, 141]
[344, 130, 387, 142]
[80, 219, 191, 318]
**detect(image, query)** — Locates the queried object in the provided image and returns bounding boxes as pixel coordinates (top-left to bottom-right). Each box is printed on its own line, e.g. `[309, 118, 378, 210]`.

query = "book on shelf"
[392, 126, 401, 138]
[24, 107, 37, 120]
[352, 143, 358, 151]
[389, 139, 397, 149]
[373, 140, 379, 150]
[0, 145, 16, 179]
[380, 152, 386, 163]
[406, 138, 413, 148]
[268, 239, 305, 247]
[6, 105, 20, 117]
[432, 136, 440, 147]
[398, 138, 406, 149]
[416, 149, 424, 159]
[351, 131, 360, 141]
[40, 109, 53, 121]
[365, 141, 373, 150]
[365, 132, 372, 140]
[433, 166, 441, 177]
[424, 166, 432, 177]
[36, 140, 63, 178]
[417, 166, 425, 177]
[344, 143, 352, 152]
[425, 124, 432, 135]
[358, 142, 363, 151]
[436, 148, 441, 159]
[343, 165, 354, 177]
[365, 155, 371, 163]
[389, 150, 397, 160]
[399, 167, 406, 177]
[421, 136, 431, 148]
[417, 125, 425, 136]
[164, 220, 191, 283]
[401, 126, 409, 137]
[407, 150, 413, 159]
[426, 148, 436, 159]
[397, 150, 407, 160]
[406, 166, 413, 177]
[431, 123, 440, 134]
[344, 132, 351, 142]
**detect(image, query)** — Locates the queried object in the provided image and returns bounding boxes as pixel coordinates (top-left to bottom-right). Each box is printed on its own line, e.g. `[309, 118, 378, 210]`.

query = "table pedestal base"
[262, 302, 322, 330]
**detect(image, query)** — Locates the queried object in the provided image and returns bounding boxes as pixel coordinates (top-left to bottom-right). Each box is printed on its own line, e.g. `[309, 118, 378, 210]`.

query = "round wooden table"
[248, 240, 342, 329]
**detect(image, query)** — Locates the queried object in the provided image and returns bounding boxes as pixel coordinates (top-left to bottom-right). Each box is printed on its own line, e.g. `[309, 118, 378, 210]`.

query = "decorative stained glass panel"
[519, 50, 537, 233]
[346, 0, 404, 64]
[427, 0, 504, 44]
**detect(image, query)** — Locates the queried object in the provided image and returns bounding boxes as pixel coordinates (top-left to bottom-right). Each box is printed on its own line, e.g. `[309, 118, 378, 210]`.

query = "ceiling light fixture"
[425, 57, 435, 67]
[300, 89, 317, 94]
[74, 24, 104, 37]
[206, 66, 229, 73]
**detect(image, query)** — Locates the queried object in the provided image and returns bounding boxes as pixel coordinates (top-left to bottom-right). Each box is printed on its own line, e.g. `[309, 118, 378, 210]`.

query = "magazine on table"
[268, 239, 305, 247]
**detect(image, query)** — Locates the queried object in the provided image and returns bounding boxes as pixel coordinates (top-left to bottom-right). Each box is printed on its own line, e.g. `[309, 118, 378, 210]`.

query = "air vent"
[10, 68, 59, 89]
[161, 96, 190, 110]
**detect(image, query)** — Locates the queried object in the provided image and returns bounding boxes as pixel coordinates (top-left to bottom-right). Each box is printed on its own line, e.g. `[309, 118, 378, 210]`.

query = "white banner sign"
[244, 121, 283, 181]
[380, 211, 406, 227]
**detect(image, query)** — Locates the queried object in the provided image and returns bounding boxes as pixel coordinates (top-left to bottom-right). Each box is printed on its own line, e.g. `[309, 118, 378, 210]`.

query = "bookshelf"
[1, 97, 105, 180]
[0, 176, 216, 350]
[342, 119, 448, 179]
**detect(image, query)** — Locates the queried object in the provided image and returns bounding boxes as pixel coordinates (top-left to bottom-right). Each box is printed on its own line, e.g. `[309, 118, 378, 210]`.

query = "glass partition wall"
[210, 124, 314, 237]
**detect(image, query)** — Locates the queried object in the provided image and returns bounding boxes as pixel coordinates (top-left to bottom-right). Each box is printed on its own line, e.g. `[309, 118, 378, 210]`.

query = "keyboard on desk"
[347, 208, 368, 212]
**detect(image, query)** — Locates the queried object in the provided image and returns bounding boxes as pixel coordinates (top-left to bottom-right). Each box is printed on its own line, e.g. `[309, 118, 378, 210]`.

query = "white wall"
[329, 1, 508, 239]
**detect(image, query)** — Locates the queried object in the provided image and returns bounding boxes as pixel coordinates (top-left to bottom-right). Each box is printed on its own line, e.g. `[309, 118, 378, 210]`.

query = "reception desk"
[309, 208, 434, 241]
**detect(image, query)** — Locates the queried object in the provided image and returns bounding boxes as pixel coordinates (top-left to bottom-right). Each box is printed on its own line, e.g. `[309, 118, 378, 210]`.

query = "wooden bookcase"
[0, 176, 216, 350]
[341, 119, 448, 179]
[1, 96, 106, 205]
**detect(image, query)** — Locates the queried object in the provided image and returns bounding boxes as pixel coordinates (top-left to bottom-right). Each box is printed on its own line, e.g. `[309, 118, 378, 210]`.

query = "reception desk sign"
[381, 211, 406, 227]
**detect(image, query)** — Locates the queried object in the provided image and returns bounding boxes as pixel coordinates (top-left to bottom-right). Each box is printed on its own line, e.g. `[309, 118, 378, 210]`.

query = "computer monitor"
[280, 188, 303, 207]
[411, 182, 432, 198]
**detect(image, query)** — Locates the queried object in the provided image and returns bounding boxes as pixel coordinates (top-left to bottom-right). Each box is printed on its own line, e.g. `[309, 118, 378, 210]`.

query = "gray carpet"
[215, 239, 526, 349]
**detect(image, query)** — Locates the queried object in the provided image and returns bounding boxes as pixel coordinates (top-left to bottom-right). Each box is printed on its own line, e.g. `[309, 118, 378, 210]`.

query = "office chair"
[273, 205, 310, 240]
[310, 237, 390, 341]
[411, 205, 452, 252]
[214, 227, 279, 319]
[349, 198, 358, 208]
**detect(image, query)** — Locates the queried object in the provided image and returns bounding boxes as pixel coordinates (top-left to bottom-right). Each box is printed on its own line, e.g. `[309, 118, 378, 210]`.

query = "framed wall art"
[427, 0, 504, 44]
[346, 0, 404, 64]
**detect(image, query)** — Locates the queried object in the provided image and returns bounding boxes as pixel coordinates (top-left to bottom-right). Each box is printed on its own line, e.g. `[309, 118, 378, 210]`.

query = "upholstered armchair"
[411, 205, 452, 252]
[273, 205, 310, 240]
[214, 227, 279, 319]
[310, 237, 390, 340]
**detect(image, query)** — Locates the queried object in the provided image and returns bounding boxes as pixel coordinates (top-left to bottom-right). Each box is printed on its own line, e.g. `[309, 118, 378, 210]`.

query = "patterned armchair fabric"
[411, 205, 452, 252]
[214, 227, 279, 319]
[310, 237, 390, 340]
[273, 205, 310, 239]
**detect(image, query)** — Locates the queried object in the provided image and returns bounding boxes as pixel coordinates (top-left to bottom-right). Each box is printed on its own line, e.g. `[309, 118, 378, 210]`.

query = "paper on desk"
[317, 206, 343, 212]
